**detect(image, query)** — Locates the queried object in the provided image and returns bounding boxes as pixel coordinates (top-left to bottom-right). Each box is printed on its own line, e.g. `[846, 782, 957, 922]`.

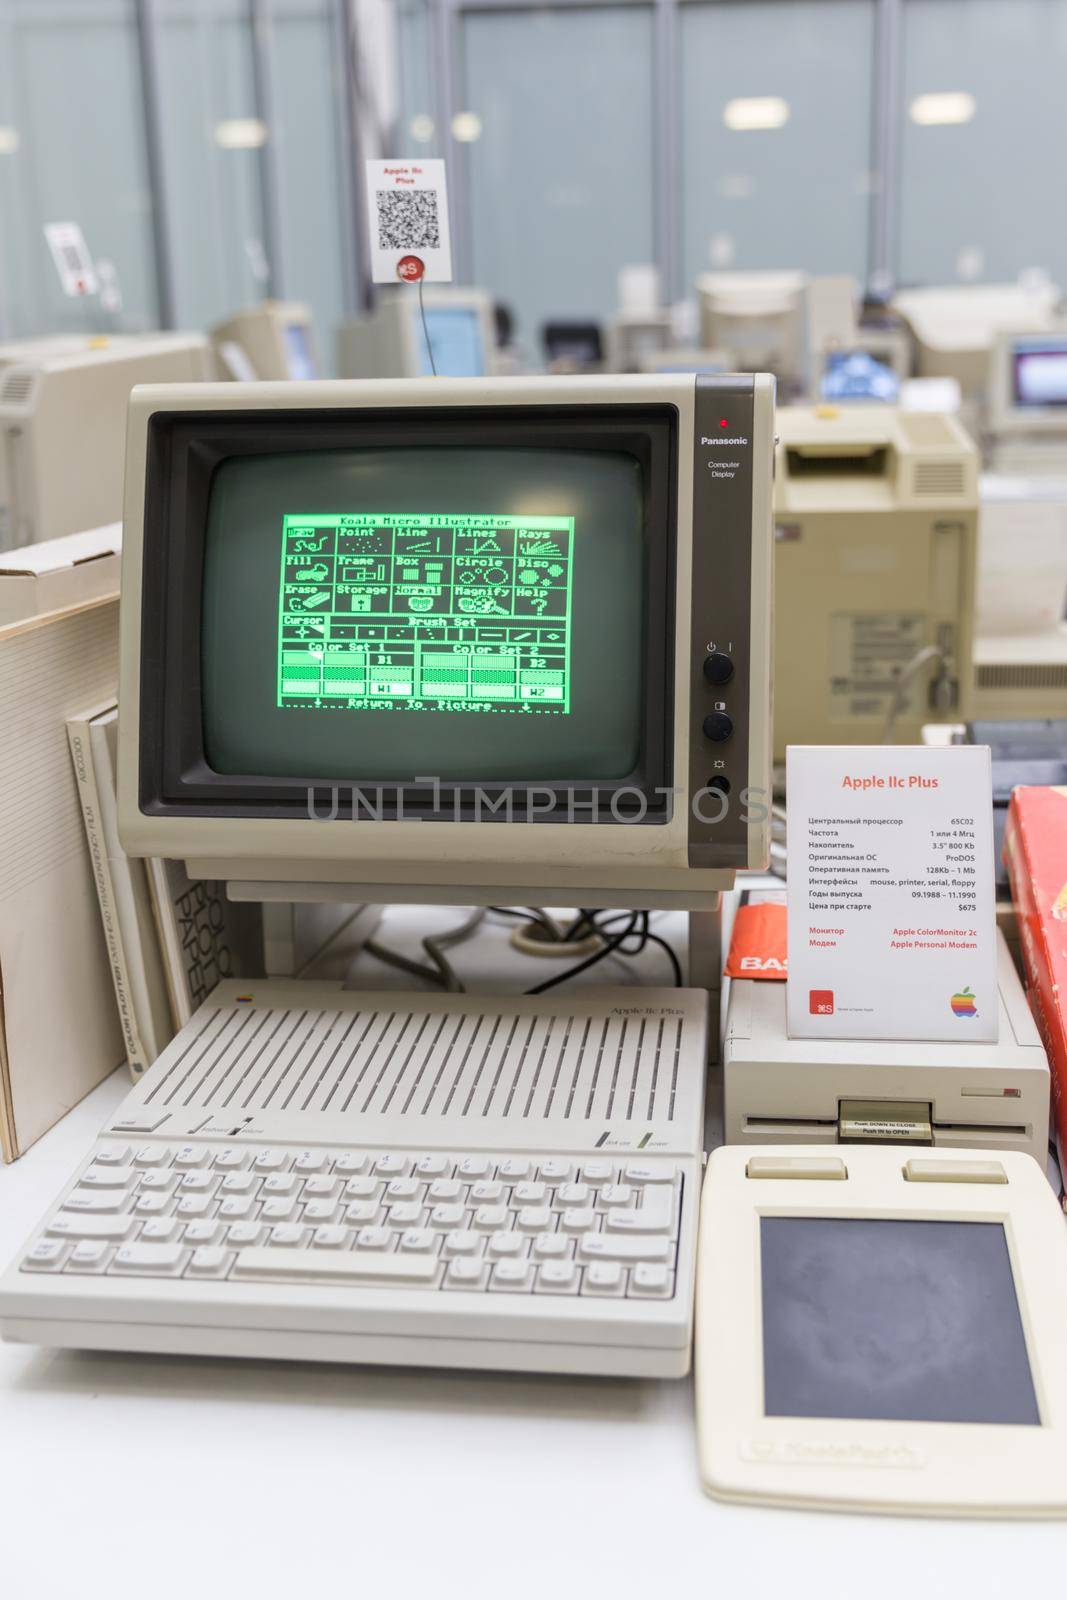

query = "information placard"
[365, 159, 453, 284]
[786, 745, 997, 1042]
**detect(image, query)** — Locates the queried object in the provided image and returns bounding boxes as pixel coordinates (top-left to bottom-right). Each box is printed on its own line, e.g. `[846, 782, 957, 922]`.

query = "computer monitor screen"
[284, 322, 318, 381]
[821, 350, 900, 403]
[1012, 339, 1067, 408]
[416, 307, 485, 378]
[200, 445, 647, 782]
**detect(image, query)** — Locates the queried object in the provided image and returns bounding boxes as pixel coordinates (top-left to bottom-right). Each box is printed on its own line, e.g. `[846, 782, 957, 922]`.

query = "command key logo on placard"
[809, 989, 835, 1016]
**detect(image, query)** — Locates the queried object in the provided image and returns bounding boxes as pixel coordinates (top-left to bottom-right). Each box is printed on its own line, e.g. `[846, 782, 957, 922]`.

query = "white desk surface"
[3, 902, 1066, 1597]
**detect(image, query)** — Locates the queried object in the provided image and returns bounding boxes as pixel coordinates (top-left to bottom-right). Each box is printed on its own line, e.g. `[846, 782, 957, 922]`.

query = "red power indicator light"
[719, 418, 729, 428]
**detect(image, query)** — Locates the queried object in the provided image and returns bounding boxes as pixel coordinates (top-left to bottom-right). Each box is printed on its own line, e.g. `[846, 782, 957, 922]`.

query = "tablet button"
[903, 1158, 1007, 1184]
[745, 1157, 847, 1181]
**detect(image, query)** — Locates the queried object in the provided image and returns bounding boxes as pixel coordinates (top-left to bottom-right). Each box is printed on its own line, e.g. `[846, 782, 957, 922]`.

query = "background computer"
[604, 311, 673, 373]
[210, 301, 321, 381]
[0, 332, 213, 549]
[0, 370, 774, 1377]
[696, 270, 807, 395]
[338, 288, 495, 380]
[987, 328, 1067, 472]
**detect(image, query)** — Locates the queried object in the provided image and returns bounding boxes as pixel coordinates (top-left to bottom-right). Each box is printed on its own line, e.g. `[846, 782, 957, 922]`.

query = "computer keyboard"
[21, 1141, 685, 1301]
[0, 982, 707, 1377]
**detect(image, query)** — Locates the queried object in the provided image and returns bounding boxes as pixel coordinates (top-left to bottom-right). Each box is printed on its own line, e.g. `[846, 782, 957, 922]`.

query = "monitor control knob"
[702, 651, 734, 686]
[702, 711, 734, 743]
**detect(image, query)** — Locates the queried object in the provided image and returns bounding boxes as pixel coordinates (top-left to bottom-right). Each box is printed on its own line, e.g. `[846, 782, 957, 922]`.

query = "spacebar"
[232, 1249, 439, 1285]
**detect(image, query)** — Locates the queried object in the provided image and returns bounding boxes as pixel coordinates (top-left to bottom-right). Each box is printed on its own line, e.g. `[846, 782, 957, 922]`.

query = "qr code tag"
[365, 159, 453, 284]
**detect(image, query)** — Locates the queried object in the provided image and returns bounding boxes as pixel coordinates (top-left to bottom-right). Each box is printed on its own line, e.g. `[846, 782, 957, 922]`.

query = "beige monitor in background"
[210, 301, 320, 381]
[772, 405, 979, 760]
[0, 332, 213, 550]
[892, 281, 1061, 402]
[696, 270, 807, 393]
[986, 327, 1067, 472]
[337, 288, 495, 380]
[604, 311, 673, 373]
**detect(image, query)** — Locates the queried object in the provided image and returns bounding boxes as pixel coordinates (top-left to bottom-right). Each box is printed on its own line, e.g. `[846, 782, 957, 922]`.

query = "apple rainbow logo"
[951, 987, 978, 1018]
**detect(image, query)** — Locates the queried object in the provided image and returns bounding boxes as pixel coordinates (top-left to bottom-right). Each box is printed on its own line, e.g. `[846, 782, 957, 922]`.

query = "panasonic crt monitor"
[116, 374, 774, 907]
[210, 302, 320, 382]
[0, 332, 212, 549]
[337, 290, 495, 381]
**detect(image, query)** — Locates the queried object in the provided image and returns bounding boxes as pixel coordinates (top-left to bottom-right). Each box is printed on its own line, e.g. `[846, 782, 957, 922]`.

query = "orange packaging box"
[1004, 786, 1067, 1171]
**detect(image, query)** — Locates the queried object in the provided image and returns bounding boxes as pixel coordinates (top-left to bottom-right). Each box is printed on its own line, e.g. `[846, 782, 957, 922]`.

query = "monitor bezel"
[137, 403, 678, 824]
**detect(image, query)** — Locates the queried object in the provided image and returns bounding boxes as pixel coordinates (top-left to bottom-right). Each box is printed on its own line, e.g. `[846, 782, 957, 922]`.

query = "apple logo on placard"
[950, 986, 978, 1018]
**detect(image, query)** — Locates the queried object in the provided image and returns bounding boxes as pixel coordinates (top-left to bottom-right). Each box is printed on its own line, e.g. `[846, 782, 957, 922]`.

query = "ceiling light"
[409, 113, 435, 143]
[214, 118, 268, 150]
[451, 111, 482, 143]
[723, 97, 789, 132]
[909, 92, 976, 127]
[0, 126, 19, 155]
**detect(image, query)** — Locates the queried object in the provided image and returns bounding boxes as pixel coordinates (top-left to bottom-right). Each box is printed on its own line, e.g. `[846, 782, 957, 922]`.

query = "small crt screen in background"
[760, 1217, 1040, 1425]
[1014, 344, 1067, 407]
[284, 323, 318, 381]
[417, 307, 486, 377]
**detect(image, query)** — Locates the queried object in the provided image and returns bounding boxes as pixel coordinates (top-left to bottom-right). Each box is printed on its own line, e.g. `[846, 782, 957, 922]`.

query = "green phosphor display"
[277, 513, 574, 715]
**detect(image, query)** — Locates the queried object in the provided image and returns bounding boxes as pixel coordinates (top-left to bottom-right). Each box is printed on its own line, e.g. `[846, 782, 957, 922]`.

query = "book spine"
[67, 723, 147, 1078]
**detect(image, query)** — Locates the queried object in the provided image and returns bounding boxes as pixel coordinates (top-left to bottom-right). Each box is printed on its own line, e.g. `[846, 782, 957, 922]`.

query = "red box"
[1003, 787, 1067, 1172]
[809, 989, 834, 1016]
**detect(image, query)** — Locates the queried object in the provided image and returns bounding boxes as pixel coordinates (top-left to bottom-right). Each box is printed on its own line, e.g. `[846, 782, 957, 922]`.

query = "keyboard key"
[138, 1170, 178, 1193]
[133, 1145, 172, 1168]
[489, 1260, 535, 1293]
[373, 1154, 410, 1177]
[444, 1259, 489, 1290]
[220, 1172, 258, 1195]
[343, 1202, 381, 1227]
[582, 1261, 625, 1297]
[218, 1196, 255, 1220]
[183, 1221, 223, 1245]
[47, 1213, 134, 1241]
[261, 1173, 300, 1197]
[472, 1205, 508, 1232]
[343, 1177, 382, 1201]
[385, 1177, 420, 1202]
[486, 1232, 526, 1259]
[516, 1206, 552, 1234]
[110, 1242, 186, 1276]
[621, 1164, 674, 1187]
[580, 1161, 615, 1186]
[414, 1155, 450, 1178]
[260, 1198, 298, 1223]
[560, 1208, 597, 1234]
[253, 1149, 289, 1173]
[442, 1230, 482, 1258]
[79, 1165, 137, 1189]
[311, 1226, 348, 1249]
[134, 1194, 171, 1216]
[66, 1241, 111, 1273]
[356, 1227, 392, 1251]
[629, 1263, 674, 1299]
[398, 1229, 438, 1253]
[139, 1219, 181, 1242]
[429, 1203, 465, 1230]
[599, 1185, 634, 1207]
[22, 1239, 66, 1272]
[232, 1249, 438, 1285]
[427, 1179, 462, 1203]
[531, 1233, 570, 1260]
[332, 1152, 369, 1175]
[179, 1170, 217, 1194]
[112, 1111, 168, 1134]
[174, 1145, 209, 1170]
[302, 1176, 341, 1199]
[226, 1223, 266, 1248]
[469, 1181, 505, 1205]
[457, 1156, 491, 1180]
[92, 1145, 131, 1166]
[293, 1151, 327, 1174]
[497, 1157, 532, 1181]
[176, 1196, 213, 1219]
[578, 1235, 671, 1264]
[303, 1200, 341, 1224]
[387, 1203, 425, 1228]
[187, 1247, 231, 1278]
[213, 1149, 248, 1170]
[267, 1225, 307, 1248]
[602, 1202, 673, 1236]
[555, 1183, 591, 1207]
[512, 1182, 547, 1206]
[536, 1260, 578, 1294]
[64, 1190, 127, 1214]
[538, 1160, 574, 1183]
